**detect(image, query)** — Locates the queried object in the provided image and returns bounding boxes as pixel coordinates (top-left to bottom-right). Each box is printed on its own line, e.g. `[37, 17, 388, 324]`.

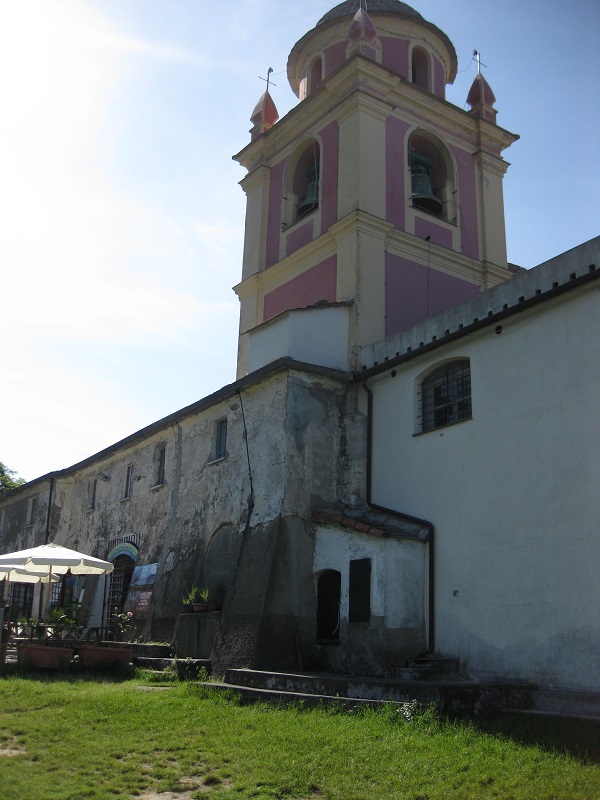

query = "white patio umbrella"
[0, 544, 114, 622]
[0, 543, 114, 579]
[0, 564, 61, 583]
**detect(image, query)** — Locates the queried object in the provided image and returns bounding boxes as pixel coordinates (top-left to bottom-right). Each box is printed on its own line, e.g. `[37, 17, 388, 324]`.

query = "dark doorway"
[317, 570, 341, 645]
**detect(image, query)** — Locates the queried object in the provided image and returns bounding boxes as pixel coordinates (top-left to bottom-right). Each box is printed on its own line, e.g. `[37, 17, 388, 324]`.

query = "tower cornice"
[234, 54, 517, 175]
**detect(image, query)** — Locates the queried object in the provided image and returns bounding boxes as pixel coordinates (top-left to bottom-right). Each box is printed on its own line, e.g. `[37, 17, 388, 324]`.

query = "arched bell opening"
[316, 569, 341, 645]
[282, 138, 321, 227]
[408, 131, 457, 223]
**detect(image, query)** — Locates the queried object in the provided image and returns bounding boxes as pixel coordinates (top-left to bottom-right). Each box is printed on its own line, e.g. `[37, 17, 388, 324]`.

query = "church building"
[1, 1, 598, 695]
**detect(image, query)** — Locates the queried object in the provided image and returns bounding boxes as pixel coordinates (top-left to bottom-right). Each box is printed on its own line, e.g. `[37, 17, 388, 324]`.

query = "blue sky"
[1, 0, 598, 481]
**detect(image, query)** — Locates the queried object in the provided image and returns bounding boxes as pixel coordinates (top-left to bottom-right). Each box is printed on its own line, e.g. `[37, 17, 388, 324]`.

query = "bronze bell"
[410, 150, 442, 215]
[297, 164, 319, 218]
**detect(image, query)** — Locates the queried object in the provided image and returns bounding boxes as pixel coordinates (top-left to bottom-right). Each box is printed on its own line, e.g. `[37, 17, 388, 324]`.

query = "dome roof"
[317, 1, 422, 26]
[288, 1, 457, 96]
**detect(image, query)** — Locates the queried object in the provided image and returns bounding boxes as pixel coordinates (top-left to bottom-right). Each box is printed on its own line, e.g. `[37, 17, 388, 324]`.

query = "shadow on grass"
[184, 685, 600, 767]
[467, 711, 600, 765]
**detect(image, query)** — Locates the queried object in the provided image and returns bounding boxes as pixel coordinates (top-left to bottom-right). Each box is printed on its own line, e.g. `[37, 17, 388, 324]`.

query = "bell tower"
[233, 1, 517, 378]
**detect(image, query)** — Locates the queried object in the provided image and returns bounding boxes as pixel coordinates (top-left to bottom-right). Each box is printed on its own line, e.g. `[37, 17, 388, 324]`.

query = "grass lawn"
[0, 670, 598, 799]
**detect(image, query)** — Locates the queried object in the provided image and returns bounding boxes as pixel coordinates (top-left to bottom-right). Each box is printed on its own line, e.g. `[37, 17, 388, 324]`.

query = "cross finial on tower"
[472, 50, 487, 74]
[259, 67, 276, 92]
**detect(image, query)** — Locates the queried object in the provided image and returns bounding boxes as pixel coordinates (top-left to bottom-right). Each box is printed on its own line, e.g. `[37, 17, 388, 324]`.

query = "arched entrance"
[316, 570, 341, 645]
[106, 544, 137, 638]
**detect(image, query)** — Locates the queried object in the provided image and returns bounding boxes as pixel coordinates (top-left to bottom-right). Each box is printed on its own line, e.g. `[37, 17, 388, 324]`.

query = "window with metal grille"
[8, 583, 33, 619]
[106, 554, 135, 638]
[349, 558, 371, 623]
[419, 359, 471, 432]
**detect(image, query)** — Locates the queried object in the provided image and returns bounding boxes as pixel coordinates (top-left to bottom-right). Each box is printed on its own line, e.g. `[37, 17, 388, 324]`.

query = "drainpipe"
[38, 476, 56, 620]
[44, 476, 54, 544]
[362, 382, 435, 654]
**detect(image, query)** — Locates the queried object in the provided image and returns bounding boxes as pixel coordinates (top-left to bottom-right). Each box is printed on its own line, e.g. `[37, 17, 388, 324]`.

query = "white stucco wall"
[247, 305, 350, 373]
[314, 524, 424, 629]
[367, 281, 600, 691]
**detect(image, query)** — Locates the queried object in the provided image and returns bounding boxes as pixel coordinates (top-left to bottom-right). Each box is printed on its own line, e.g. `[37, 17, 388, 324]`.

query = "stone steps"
[392, 655, 460, 681]
[134, 656, 175, 670]
[525, 689, 600, 721]
[202, 680, 396, 710]
[201, 668, 535, 717]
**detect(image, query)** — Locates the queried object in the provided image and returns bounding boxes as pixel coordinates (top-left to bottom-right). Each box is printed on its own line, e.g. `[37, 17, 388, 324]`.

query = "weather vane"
[259, 67, 276, 92]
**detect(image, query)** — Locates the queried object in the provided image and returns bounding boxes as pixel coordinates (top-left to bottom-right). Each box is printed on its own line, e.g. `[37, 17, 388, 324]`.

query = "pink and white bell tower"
[233, 1, 517, 378]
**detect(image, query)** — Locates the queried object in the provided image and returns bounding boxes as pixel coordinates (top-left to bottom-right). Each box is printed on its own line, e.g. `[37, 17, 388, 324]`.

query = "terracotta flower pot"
[77, 644, 132, 668]
[193, 603, 209, 612]
[17, 643, 74, 669]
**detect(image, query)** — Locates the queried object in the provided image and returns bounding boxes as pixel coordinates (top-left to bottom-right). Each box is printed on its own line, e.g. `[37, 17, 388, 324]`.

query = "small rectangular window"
[349, 558, 371, 623]
[156, 447, 166, 486]
[87, 478, 97, 511]
[124, 464, 133, 499]
[27, 497, 38, 527]
[215, 419, 227, 460]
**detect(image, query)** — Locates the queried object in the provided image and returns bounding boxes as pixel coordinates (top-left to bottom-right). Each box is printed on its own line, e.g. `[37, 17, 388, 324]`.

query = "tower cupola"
[288, 0, 457, 100]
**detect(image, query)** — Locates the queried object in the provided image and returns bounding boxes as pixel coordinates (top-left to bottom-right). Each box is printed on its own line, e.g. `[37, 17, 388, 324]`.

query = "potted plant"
[77, 608, 133, 668]
[184, 585, 209, 612]
[16, 603, 91, 669]
[46, 602, 89, 642]
[17, 620, 75, 669]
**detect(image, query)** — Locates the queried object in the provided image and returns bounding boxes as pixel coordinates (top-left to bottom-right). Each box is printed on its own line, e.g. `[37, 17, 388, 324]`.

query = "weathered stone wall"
[0, 480, 49, 612]
[1, 365, 365, 666]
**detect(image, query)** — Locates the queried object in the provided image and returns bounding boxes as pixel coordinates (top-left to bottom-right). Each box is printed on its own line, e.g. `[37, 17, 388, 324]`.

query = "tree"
[0, 462, 25, 496]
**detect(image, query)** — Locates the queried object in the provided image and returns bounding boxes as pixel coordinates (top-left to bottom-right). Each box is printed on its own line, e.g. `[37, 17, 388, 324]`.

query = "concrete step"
[225, 669, 437, 703]
[202, 681, 403, 711]
[130, 643, 172, 659]
[212, 669, 534, 716]
[134, 656, 175, 670]
[529, 689, 600, 721]
[404, 656, 460, 679]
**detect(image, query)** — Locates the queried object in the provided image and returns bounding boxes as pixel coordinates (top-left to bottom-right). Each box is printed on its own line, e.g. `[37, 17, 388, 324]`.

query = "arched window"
[308, 56, 323, 95]
[411, 46, 430, 91]
[408, 131, 457, 223]
[282, 139, 321, 227]
[419, 359, 471, 432]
